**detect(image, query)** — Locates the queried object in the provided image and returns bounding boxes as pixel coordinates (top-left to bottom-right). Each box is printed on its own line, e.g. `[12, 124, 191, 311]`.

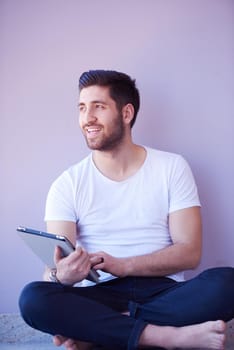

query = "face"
[78, 85, 125, 151]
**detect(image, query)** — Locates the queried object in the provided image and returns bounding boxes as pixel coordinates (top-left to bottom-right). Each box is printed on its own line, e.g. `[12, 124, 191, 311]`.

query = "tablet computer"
[17, 226, 100, 283]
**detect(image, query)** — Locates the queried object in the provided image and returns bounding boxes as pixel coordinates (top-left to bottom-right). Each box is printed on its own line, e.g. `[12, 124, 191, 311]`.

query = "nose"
[81, 106, 97, 124]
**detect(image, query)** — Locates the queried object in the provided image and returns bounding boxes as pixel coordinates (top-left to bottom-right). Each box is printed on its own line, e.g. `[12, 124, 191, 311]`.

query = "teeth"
[87, 128, 100, 133]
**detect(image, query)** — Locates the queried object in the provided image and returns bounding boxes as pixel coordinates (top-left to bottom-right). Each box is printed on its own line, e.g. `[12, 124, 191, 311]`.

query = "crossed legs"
[19, 267, 234, 349]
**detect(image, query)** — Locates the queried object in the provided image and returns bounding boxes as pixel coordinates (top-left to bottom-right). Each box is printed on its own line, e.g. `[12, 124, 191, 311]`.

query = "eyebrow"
[78, 100, 108, 106]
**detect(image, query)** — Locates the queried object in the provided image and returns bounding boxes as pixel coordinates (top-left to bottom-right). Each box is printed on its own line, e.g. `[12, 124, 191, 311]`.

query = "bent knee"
[201, 267, 234, 282]
[200, 267, 234, 298]
[19, 281, 57, 326]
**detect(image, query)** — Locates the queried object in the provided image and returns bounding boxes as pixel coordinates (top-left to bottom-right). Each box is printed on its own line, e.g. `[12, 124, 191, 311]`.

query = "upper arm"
[45, 172, 77, 246]
[46, 221, 77, 246]
[169, 206, 202, 261]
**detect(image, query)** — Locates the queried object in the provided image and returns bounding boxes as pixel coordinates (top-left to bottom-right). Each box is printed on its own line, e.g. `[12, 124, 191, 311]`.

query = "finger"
[58, 246, 85, 267]
[90, 255, 104, 265]
[91, 256, 105, 271]
[66, 248, 92, 278]
[66, 247, 85, 264]
[93, 262, 105, 271]
[73, 248, 91, 267]
[74, 246, 87, 258]
[89, 251, 105, 258]
[54, 246, 63, 265]
[64, 338, 79, 350]
[53, 334, 67, 346]
[90, 258, 105, 271]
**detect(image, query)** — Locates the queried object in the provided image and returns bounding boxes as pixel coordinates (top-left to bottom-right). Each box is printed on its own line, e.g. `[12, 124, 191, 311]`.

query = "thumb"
[54, 245, 63, 265]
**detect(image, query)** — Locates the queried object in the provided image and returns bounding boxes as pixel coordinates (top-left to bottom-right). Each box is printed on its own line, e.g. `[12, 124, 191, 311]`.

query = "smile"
[85, 127, 102, 139]
[86, 127, 101, 133]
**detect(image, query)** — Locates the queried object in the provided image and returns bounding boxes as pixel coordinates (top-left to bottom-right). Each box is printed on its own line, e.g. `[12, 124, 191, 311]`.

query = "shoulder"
[144, 147, 195, 185]
[50, 153, 92, 190]
[145, 146, 186, 167]
[59, 154, 92, 180]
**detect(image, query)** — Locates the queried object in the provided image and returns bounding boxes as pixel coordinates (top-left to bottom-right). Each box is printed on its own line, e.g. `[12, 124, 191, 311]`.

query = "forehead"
[79, 85, 113, 103]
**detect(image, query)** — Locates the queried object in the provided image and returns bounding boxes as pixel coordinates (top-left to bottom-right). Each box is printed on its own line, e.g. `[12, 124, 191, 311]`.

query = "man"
[19, 70, 234, 350]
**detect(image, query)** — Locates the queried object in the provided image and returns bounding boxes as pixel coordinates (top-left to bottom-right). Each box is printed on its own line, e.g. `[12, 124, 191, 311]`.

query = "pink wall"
[1, 0, 233, 312]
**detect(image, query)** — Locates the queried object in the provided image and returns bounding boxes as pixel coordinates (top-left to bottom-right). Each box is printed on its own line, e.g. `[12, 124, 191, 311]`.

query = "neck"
[92, 141, 146, 181]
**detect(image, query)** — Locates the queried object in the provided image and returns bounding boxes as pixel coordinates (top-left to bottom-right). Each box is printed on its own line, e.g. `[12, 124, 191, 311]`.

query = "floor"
[0, 345, 55, 349]
[0, 314, 54, 349]
[1, 314, 234, 349]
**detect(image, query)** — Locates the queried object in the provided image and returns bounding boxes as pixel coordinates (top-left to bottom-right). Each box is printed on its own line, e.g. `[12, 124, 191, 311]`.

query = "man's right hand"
[54, 245, 92, 285]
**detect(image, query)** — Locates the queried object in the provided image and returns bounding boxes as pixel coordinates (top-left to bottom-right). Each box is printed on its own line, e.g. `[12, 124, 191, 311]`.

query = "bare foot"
[53, 335, 93, 350]
[173, 320, 226, 350]
[139, 320, 226, 349]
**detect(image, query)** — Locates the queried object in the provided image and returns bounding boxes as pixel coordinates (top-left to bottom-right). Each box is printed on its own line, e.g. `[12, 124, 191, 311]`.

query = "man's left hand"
[90, 252, 128, 277]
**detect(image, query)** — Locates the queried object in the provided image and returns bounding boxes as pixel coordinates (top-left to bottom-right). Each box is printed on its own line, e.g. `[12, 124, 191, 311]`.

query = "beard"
[84, 113, 126, 151]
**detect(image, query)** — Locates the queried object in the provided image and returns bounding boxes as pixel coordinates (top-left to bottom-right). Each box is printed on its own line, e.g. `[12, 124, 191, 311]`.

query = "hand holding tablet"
[17, 226, 100, 284]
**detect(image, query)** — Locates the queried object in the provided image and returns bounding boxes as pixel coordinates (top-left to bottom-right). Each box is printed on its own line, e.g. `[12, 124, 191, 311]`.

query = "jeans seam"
[127, 319, 148, 350]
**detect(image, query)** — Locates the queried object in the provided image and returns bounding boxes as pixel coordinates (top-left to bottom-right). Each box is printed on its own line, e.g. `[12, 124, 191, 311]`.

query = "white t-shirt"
[45, 147, 201, 285]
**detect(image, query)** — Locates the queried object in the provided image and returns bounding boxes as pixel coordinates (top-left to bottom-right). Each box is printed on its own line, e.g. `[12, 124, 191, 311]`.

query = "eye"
[79, 105, 86, 112]
[95, 104, 104, 109]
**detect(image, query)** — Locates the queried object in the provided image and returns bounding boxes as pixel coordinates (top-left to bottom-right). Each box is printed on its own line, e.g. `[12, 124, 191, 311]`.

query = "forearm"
[122, 206, 202, 278]
[92, 241, 201, 279]
[121, 242, 201, 277]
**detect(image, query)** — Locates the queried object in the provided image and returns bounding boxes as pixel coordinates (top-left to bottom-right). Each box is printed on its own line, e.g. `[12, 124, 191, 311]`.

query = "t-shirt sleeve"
[44, 171, 77, 222]
[168, 155, 201, 213]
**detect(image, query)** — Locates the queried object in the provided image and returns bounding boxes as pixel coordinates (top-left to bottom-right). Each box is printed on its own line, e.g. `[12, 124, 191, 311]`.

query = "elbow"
[179, 241, 202, 270]
[188, 248, 202, 270]
[189, 257, 200, 270]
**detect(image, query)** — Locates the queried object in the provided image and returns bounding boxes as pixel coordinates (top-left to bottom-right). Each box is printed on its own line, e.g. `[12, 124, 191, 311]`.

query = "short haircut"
[79, 70, 140, 128]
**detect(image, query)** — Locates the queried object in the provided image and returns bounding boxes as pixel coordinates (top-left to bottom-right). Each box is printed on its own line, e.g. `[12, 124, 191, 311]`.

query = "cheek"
[78, 115, 83, 128]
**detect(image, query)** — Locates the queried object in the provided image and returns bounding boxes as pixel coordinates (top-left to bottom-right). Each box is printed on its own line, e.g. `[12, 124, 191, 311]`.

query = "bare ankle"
[138, 320, 226, 350]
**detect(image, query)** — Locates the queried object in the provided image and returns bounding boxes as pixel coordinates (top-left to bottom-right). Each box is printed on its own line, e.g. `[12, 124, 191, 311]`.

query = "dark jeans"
[19, 267, 234, 350]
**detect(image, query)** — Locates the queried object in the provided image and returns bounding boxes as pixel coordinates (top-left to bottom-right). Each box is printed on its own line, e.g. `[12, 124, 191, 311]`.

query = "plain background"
[1, 0, 233, 313]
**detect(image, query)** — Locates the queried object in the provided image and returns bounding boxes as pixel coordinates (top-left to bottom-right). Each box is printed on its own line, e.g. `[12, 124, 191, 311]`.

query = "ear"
[122, 104, 134, 126]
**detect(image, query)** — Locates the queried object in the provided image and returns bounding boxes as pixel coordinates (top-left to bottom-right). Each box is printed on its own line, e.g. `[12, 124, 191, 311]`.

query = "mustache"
[84, 123, 102, 128]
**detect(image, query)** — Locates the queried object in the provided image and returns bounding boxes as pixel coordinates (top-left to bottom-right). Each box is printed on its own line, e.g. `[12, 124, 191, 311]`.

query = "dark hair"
[79, 70, 140, 128]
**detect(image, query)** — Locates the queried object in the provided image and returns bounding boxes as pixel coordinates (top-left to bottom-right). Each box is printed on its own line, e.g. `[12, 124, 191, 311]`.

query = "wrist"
[49, 268, 61, 283]
[121, 257, 134, 277]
